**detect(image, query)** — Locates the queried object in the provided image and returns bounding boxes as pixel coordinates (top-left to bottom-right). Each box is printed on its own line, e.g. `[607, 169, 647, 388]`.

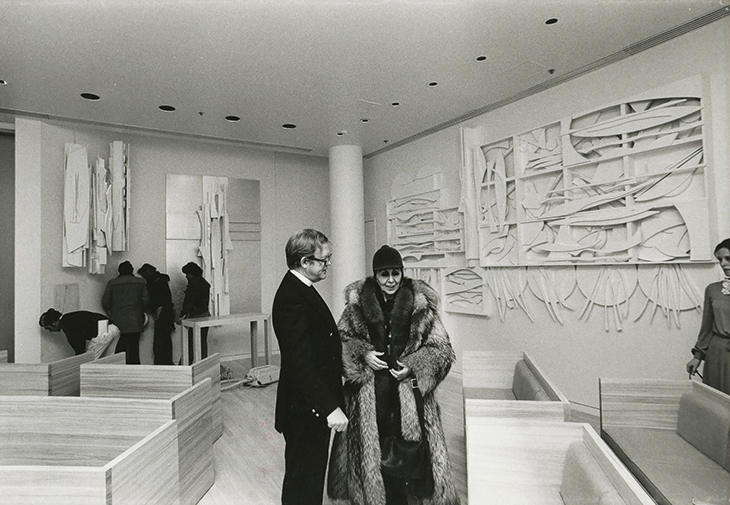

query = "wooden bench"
[0, 352, 95, 395]
[0, 396, 180, 504]
[600, 378, 730, 505]
[463, 350, 570, 421]
[81, 353, 221, 440]
[465, 417, 654, 505]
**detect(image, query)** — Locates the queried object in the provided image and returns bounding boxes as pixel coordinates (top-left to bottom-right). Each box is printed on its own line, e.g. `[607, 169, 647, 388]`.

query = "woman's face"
[376, 268, 402, 298]
[716, 247, 730, 277]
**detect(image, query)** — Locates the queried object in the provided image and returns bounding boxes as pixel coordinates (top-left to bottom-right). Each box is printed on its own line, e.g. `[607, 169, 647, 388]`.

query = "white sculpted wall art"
[468, 80, 710, 266]
[63, 141, 129, 273]
[394, 76, 717, 331]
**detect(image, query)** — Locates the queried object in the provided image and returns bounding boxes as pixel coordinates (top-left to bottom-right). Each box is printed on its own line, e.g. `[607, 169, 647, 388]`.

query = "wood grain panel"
[192, 355, 223, 440]
[462, 350, 522, 389]
[599, 378, 692, 431]
[109, 420, 181, 505]
[95, 352, 126, 365]
[0, 350, 7, 363]
[0, 363, 51, 395]
[48, 352, 95, 396]
[465, 398, 566, 422]
[80, 369, 216, 505]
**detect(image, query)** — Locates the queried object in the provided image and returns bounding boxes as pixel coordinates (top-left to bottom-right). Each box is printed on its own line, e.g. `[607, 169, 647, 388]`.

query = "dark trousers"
[115, 332, 141, 364]
[187, 327, 209, 364]
[281, 421, 331, 505]
[153, 305, 175, 365]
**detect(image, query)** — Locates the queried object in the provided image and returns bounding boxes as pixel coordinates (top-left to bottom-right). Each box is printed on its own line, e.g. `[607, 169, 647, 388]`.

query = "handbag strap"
[409, 377, 427, 436]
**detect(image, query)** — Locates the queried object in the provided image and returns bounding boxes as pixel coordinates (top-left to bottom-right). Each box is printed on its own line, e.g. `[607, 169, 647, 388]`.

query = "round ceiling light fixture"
[80, 92, 101, 101]
[336, 131, 347, 136]
[0, 79, 7, 85]
[225, 115, 241, 122]
[391, 102, 400, 107]
[545, 17, 558, 25]
[282, 123, 296, 129]
[360, 118, 370, 123]
[476, 55, 487, 61]
[428, 82, 438, 87]
[159, 105, 176, 112]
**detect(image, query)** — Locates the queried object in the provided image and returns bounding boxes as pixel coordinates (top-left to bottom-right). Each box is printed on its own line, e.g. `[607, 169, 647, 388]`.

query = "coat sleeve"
[101, 284, 112, 315]
[338, 302, 375, 386]
[400, 285, 455, 395]
[692, 285, 715, 360]
[274, 291, 340, 418]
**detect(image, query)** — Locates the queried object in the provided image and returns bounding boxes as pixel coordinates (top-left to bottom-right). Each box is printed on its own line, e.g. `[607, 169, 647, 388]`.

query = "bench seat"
[0, 352, 95, 396]
[601, 378, 730, 505]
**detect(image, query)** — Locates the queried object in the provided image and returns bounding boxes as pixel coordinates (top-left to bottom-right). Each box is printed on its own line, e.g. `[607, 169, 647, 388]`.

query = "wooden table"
[180, 313, 271, 366]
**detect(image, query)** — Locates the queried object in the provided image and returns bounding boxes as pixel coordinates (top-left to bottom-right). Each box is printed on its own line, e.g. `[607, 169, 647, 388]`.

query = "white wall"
[364, 20, 730, 408]
[15, 120, 330, 362]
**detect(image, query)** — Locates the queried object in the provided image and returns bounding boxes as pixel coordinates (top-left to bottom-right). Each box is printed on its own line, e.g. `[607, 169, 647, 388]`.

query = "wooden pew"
[600, 378, 730, 505]
[81, 353, 222, 440]
[463, 350, 570, 421]
[0, 396, 180, 504]
[0, 352, 94, 396]
[465, 417, 654, 505]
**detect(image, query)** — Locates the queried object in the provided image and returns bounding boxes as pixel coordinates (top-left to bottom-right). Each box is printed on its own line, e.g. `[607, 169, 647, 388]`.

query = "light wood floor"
[198, 359, 468, 504]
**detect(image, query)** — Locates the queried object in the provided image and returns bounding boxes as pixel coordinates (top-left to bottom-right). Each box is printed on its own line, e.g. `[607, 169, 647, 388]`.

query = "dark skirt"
[703, 334, 730, 395]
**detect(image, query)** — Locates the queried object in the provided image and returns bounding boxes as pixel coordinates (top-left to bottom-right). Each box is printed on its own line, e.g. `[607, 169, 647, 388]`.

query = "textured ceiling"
[0, 0, 728, 157]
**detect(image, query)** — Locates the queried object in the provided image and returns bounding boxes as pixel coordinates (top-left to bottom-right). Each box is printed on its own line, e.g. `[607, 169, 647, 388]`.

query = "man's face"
[44, 320, 62, 332]
[301, 243, 332, 283]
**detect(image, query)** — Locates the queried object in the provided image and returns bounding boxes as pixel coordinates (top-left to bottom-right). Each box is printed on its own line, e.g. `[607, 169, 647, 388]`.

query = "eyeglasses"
[306, 255, 332, 265]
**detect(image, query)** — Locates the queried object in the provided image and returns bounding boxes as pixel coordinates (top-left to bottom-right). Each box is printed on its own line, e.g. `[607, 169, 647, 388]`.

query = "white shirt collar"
[290, 269, 313, 287]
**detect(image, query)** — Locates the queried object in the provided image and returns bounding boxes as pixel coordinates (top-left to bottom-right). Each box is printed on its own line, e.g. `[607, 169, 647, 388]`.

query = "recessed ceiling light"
[428, 82, 438, 87]
[225, 115, 240, 122]
[548, 68, 556, 75]
[383, 140, 389, 144]
[476, 56, 487, 62]
[80, 92, 101, 101]
[336, 131, 347, 136]
[545, 17, 558, 25]
[282, 123, 296, 129]
[360, 118, 370, 123]
[0, 79, 7, 85]
[159, 105, 176, 112]
[391, 102, 400, 107]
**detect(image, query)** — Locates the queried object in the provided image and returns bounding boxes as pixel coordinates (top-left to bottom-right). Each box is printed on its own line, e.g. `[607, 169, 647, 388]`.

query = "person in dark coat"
[272, 229, 348, 505]
[102, 260, 149, 364]
[180, 261, 211, 363]
[39, 308, 110, 355]
[328, 245, 459, 505]
[138, 263, 175, 365]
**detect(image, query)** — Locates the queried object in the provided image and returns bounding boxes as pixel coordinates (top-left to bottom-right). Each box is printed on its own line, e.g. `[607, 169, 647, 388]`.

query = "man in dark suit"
[272, 229, 348, 505]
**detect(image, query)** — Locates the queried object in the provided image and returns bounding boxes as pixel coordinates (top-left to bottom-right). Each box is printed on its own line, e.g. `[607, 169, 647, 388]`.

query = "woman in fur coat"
[328, 245, 459, 505]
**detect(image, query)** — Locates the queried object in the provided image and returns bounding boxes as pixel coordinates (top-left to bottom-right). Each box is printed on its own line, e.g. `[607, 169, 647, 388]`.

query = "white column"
[15, 118, 43, 363]
[329, 145, 366, 319]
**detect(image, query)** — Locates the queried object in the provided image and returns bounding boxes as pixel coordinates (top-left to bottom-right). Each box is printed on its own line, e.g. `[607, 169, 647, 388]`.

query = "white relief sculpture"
[526, 267, 577, 324]
[634, 264, 703, 329]
[483, 268, 532, 323]
[459, 78, 711, 267]
[460, 127, 484, 261]
[576, 265, 637, 332]
[404, 267, 441, 294]
[63, 143, 90, 267]
[444, 267, 487, 316]
[109, 141, 130, 252]
[199, 176, 233, 317]
[88, 157, 111, 274]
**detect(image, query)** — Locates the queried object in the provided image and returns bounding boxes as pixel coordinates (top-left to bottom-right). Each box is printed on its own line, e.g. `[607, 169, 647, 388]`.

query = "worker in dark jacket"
[39, 308, 110, 355]
[102, 260, 149, 364]
[138, 263, 175, 365]
[180, 261, 211, 363]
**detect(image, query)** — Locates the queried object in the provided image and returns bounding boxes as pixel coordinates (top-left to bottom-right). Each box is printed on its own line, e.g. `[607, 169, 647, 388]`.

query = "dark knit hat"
[118, 260, 134, 275]
[137, 263, 157, 277]
[372, 245, 403, 273]
[182, 261, 204, 277]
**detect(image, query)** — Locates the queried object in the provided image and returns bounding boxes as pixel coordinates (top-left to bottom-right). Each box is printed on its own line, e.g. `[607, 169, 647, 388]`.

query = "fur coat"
[327, 277, 459, 505]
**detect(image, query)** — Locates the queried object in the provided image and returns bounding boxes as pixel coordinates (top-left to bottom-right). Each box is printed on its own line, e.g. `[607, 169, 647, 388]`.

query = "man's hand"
[365, 351, 389, 371]
[327, 407, 348, 432]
